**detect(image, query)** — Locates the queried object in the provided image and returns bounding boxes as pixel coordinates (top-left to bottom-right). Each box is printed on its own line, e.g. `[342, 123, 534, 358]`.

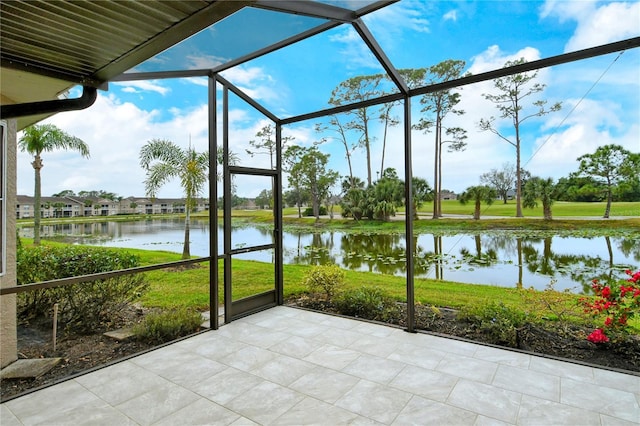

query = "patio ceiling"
[0, 0, 391, 130]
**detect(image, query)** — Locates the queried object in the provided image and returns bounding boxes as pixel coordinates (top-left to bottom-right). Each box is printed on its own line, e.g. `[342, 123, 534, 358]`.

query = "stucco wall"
[1, 119, 17, 368]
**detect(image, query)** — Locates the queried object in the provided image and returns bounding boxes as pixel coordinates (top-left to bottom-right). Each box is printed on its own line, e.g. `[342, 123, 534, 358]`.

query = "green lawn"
[201, 201, 639, 221]
[436, 200, 640, 217]
[16, 239, 639, 332]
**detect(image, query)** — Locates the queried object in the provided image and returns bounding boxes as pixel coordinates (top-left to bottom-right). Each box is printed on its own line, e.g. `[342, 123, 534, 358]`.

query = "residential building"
[15, 195, 206, 218]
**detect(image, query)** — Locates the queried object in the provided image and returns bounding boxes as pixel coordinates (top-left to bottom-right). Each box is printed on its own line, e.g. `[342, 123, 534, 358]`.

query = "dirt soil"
[1, 309, 157, 401]
[2, 302, 638, 401]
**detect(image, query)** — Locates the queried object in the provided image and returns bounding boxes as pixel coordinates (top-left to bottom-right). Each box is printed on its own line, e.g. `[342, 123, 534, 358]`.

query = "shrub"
[520, 281, 590, 324]
[335, 286, 399, 321]
[458, 301, 527, 347]
[17, 245, 148, 333]
[303, 206, 327, 217]
[581, 269, 640, 343]
[133, 308, 202, 344]
[301, 264, 345, 302]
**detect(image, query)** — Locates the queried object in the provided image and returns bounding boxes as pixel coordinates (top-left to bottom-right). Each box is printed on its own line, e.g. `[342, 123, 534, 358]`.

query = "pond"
[19, 218, 640, 294]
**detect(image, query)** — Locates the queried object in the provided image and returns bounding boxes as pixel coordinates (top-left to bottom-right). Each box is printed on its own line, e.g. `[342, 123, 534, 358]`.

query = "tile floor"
[1, 306, 639, 425]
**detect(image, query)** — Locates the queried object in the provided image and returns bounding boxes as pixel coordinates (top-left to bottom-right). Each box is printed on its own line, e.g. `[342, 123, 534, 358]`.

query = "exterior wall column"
[1, 119, 18, 368]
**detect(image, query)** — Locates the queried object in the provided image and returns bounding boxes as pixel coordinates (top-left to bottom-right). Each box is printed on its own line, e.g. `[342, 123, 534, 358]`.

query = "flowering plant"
[581, 269, 640, 343]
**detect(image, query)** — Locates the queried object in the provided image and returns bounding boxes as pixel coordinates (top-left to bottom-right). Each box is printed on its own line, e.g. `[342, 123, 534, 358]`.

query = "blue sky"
[17, 0, 640, 200]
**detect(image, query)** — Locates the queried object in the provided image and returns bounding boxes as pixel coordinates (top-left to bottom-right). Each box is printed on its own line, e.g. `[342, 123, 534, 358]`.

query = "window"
[1, 121, 6, 276]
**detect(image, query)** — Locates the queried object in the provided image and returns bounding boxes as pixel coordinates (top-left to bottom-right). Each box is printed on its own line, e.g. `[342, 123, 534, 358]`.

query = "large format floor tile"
[2, 306, 638, 425]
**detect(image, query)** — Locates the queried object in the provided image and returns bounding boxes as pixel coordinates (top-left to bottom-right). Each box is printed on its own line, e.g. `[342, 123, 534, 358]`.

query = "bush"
[303, 206, 327, 217]
[133, 308, 202, 344]
[302, 264, 345, 302]
[17, 245, 148, 333]
[335, 286, 399, 321]
[457, 301, 527, 347]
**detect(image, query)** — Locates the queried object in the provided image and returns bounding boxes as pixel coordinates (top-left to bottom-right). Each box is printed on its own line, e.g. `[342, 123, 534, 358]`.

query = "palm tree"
[18, 124, 90, 245]
[140, 139, 209, 260]
[523, 177, 557, 220]
[459, 185, 497, 220]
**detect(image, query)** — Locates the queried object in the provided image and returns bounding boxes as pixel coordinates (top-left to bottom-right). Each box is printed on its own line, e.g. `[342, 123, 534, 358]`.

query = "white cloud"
[219, 66, 283, 105]
[541, 1, 640, 51]
[443, 10, 458, 22]
[17, 93, 217, 199]
[328, 26, 380, 70]
[185, 77, 209, 87]
[185, 54, 226, 69]
[469, 45, 542, 73]
[112, 80, 170, 96]
[364, 0, 431, 34]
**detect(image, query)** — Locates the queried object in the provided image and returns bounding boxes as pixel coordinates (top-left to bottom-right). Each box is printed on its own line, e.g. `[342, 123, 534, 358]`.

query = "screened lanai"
[109, 1, 640, 327]
[1, 0, 640, 398]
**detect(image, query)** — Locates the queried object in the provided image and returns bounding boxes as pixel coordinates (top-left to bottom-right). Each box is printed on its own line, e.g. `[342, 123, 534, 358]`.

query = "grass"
[189, 200, 640, 220]
[436, 200, 640, 218]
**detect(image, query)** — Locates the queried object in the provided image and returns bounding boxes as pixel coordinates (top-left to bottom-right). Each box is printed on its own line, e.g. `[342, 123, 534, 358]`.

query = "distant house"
[16, 195, 207, 218]
[440, 191, 457, 201]
[16, 195, 84, 218]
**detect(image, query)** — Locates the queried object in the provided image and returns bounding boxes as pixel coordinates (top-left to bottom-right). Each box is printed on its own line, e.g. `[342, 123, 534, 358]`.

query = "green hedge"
[17, 245, 148, 333]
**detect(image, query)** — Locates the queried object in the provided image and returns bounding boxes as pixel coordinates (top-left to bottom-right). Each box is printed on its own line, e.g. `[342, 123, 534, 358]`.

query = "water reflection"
[19, 219, 638, 293]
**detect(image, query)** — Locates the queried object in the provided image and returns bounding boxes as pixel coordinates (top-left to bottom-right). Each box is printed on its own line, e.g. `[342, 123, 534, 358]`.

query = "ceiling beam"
[253, 0, 356, 22]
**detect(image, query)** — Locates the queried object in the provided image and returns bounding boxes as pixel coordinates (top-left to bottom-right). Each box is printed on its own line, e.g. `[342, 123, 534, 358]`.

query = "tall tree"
[283, 145, 308, 218]
[316, 118, 356, 186]
[52, 189, 76, 197]
[458, 185, 497, 220]
[413, 60, 468, 219]
[246, 124, 293, 169]
[479, 58, 561, 217]
[378, 101, 400, 178]
[254, 189, 273, 209]
[140, 139, 208, 259]
[480, 162, 517, 204]
[18, 124, 90, 245]
[328, 75, 382, 186]
[292, 147, 339, 220]
[574, 144, 640, 218]
[523, 177, 557, 220]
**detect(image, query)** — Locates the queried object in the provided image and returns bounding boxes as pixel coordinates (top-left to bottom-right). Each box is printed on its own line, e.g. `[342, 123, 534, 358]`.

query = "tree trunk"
[32, 154, 43, 245]
[434, 235, 442, 280]
[432, 120, 440, 219]
[312, 184, 320, 220]
[380, 118, 388, 178]
[364, 126, 372, 187]
[516, 237, 523, 289]
[474, 199, 481, 220]
[604, 182, 612, 218]
[515, 118, 523, 217]
[437, 118, 443, 217]
[182, 207, 191, 259]
[543, 203, 552, 221]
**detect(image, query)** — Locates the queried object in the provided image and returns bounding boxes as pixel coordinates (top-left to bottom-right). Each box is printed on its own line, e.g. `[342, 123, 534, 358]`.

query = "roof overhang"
[0, 0, 253, 129]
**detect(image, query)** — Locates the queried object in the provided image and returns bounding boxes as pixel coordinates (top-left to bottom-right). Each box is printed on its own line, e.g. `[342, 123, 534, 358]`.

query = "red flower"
[587, 329, 609, 344]
[601, 286, 611, 298]
[604, 317, 613, 326]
